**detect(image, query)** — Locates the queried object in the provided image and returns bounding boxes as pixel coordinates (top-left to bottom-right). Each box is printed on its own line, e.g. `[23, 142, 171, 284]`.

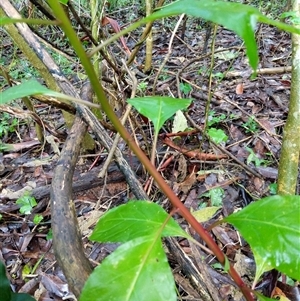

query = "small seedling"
[137, 81, 148, 95]
[179, 82, 192, 95]
[46, 229, 53, 240]
[0, 112, 19, 138]
[159, 69, 170, 81]
[200, 187, 224, 206]
[16, 194, 45, 226]
[16, 193, 37, 215]
[269, 183, 277, 195]
[211, 262, 223, 270]
[197, 66, 208, 75]
[208, 110, 226, 127]
[246, 147, 270, 167]
[212, 72, 224, 80]
[207, 127, 228, 144]
[33, 214, 43, 225]
[242, 116, 259, 133]
[280, 11, 300, 24]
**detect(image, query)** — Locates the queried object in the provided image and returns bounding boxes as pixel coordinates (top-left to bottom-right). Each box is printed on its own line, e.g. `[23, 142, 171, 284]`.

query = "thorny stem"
[48, 1, 254, 300]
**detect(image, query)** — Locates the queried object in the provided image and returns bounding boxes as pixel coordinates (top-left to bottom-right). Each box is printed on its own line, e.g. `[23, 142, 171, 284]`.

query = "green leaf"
[11, 293, 35, 301]
[16, 194, 37, 215]
[179, 83, 192, 95]
[80, 236, 176, 301]
[200, 187, 224, 206]
[46, 229, 53, 241]
[210, 188, 224, 206]
[90, 201, 189, 242]
[255, 292, 275, 301]
[127, 97, 191, 134]
[224, 195, 300, 281]
[269, 183, 277, 195]
[33, 214, 43, 225]
[146, 0, 300, 71]
[224, 256, 230, 272]
[192, 206, 221, 222]
[0, 262, 35, 301]
[1, 80, 49, 104]
[207, 128, 228, 144]
[150, 0, 259, 70]
[0, 261, 12, 301]
[0, 79, 99, 108]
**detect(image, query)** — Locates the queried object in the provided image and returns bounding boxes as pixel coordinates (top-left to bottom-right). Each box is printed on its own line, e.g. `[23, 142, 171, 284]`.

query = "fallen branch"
[162, 136, 227, 160]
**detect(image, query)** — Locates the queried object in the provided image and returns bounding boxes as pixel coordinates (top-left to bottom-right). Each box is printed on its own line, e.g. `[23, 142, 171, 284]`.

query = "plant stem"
[48, 1, 254, 299]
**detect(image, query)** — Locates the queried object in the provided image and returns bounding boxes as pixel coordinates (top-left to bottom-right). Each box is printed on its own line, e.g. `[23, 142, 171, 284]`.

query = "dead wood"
[50, 83, 94, 297]
[30, 156, 143, 201]
[165, 238, 220, 301]
[76, 104, 149, 201]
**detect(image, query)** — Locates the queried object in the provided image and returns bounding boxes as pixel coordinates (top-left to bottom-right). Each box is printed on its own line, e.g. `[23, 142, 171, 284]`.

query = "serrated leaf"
[127, 97, 191, 134]
[172, 110, 188, 133]
[192, 206, 221, 222]
[90, 201, 189, 242]
[80, 236, 176, 301]
[224, 195, 300, 280]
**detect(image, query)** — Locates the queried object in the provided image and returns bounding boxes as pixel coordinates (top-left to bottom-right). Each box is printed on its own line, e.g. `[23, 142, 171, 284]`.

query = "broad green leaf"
[172, 110, 188, 133]
[11, 293, 35, 301]
[207, 128, 228, 144]
[224, 195, 300, 281]
[192, 206, 221, 222]
[0, 261, 12, 301]
[253, 254, 273, 285]
[0, 79, 99, 107]
[90, 201, 189, 242]
[127, 97, 191, 134]
[149, 0, 259, 70]
[0, 262, 35, 301]
[255, 292, 276, 301]
[80, 236, 176, 301]
[145, 0, 300, 71]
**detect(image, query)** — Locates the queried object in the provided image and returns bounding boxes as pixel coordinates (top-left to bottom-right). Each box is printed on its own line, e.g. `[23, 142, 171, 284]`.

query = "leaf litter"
[0, 2, 299, 300]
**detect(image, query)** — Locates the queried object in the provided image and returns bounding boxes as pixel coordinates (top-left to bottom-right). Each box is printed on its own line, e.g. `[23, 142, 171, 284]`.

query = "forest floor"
[0, 1, 298, 300]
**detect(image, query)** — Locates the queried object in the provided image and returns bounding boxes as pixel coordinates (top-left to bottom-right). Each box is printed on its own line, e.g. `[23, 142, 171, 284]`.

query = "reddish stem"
[119, 133, 254, 301]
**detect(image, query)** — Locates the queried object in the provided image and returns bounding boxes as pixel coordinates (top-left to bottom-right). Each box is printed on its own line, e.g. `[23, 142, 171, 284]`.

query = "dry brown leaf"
[236, 83, 244, 95]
